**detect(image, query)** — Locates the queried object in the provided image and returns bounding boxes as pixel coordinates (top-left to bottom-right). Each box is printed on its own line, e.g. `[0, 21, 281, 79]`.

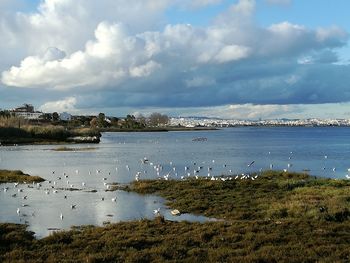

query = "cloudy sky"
[1, 0, 350, 119]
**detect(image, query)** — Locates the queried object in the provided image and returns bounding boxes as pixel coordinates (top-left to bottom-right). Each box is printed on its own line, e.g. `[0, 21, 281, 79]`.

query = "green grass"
[0, 170, 45, 184]
[129, 171, 350, 222]
[0, 171, 349, 262]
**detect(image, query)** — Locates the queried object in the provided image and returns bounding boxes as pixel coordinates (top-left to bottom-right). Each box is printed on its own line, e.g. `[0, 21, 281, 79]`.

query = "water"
[1, 127, 350, 238]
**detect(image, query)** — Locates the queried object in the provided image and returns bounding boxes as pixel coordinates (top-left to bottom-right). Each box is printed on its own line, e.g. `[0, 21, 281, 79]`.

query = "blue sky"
[0, 0, 350, 119]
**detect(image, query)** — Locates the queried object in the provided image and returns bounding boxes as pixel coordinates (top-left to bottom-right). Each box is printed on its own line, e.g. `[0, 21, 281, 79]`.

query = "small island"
[0, 171, 349, 262]
[0, 170, 45, 184]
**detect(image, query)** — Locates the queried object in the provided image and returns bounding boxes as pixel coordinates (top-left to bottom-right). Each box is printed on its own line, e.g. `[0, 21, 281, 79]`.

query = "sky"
[0, 0, 350, 119]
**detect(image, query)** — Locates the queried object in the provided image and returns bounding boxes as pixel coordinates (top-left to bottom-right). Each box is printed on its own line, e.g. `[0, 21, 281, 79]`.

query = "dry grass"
[0, 170, 45, 184]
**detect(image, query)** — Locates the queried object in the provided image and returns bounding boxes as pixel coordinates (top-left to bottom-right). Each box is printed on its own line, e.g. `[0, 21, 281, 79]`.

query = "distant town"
[170, 117, 350, 127]
[1, 103, 350, 128]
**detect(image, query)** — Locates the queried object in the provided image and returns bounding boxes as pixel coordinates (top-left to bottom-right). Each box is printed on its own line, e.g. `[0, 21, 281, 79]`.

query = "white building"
[59, 112, 72, 121]
[10, 104, 43, 120]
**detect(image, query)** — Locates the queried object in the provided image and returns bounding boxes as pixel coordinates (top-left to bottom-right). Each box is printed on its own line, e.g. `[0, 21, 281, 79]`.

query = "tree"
[97, 113, 107, 128]
[90, 117, 97, 128]
[52, 112, 59, 122]
[149, 113, 169, 127]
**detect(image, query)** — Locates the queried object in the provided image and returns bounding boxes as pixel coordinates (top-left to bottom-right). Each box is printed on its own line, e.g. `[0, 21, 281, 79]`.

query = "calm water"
[1, 127, 350, 238]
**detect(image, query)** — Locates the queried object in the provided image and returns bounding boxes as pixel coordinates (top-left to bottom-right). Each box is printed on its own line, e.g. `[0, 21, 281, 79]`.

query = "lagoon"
[1, 127, 350, 237]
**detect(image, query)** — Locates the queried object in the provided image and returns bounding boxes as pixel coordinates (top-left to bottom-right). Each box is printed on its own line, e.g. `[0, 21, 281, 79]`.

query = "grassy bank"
[0, 170, 45, 184]
[0, 171, 349, 262]
[0, 126, 101, 145]
[129, 171, 350, 221]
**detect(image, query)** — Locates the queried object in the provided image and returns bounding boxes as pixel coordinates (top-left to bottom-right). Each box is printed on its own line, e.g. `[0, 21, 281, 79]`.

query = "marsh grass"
[0, 170, 44, 184]
[0, 125, 100, 144]
[52, 146, 98, 152]
[1, 171, 349, 262]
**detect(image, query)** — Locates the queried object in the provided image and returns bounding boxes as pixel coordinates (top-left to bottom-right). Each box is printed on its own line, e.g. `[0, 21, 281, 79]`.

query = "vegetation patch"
[0, 124, 101, 145]
[52, 146, 98, 152]
[0, 170, 45, 184]
[0, 171, 349, 262]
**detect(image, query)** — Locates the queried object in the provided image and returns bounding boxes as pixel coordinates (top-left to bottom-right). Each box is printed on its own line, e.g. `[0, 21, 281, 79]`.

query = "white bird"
[17, 208, 20, 215]
[153, 208, 160, 215]
[60, 213, 64, 220]
[112, 197, 117, 202]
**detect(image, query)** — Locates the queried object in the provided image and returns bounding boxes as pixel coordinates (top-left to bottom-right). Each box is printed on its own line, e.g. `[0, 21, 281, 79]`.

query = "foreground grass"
[1, 171, 349, 262]
[0, 170, 45, 184]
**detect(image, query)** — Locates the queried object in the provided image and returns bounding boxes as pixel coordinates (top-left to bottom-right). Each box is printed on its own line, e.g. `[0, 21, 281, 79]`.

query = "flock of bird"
[1, 151, 350, 235]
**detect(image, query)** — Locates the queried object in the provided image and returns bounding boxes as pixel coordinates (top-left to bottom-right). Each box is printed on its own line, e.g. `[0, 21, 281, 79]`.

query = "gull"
[112, 197, 117, 202]
[60, 213, 64, 220]
[71, 204, 76, 209]
[17, 208, 20, 215]
[23, 195, 27, 200]
[82, 182, 86, 187]
[153, 208, 160, 215]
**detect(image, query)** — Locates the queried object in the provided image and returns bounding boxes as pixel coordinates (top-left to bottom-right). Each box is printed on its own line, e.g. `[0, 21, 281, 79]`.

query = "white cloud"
[39, 97, 77, 113]
[1, 0, 350, 111]
[129, 61, 162, 77]
[214, 45, 251, 63]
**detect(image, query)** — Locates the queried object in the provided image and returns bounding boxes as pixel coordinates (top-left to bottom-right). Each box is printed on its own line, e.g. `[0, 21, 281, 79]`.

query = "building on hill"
[10, 104, 43, 120]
